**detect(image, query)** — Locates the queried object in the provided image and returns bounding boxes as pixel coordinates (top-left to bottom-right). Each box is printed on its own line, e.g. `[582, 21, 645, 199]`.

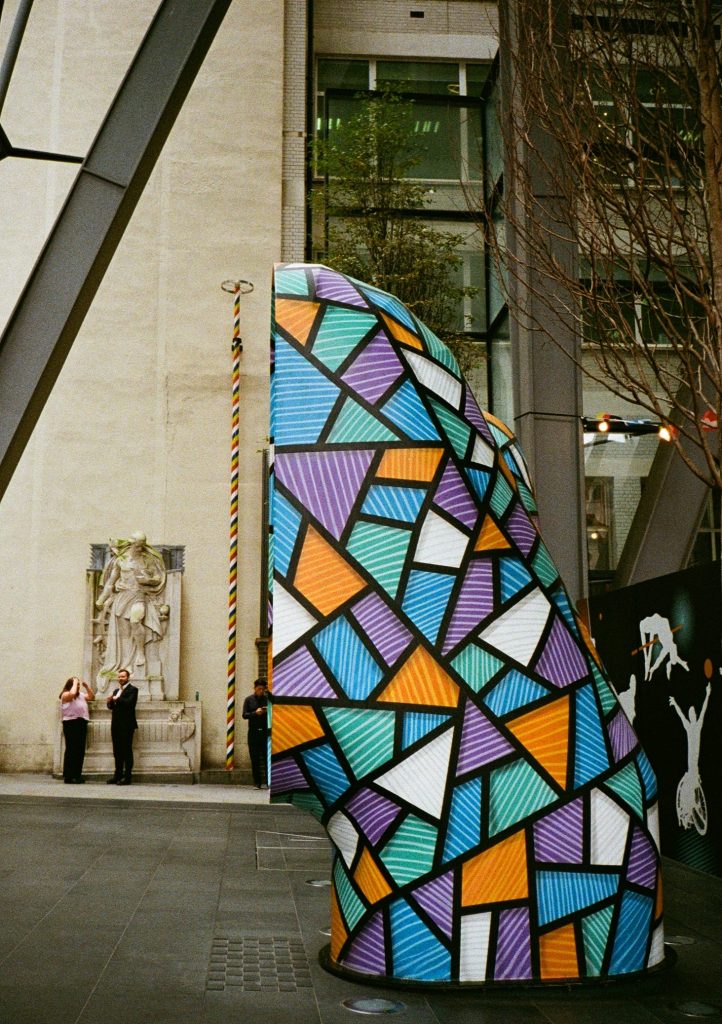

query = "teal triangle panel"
[488, 759, 557, 836]
[582, 904, 615, 976]
[380, 815, 438, 886]
[312, 305, 379, 371]
[451, 643, 505, 693]
[274, 267, 310, 296]
[347, 521, 412, 599]
[419, 320, 460, 376]
[324, 707, 396, 779]
[334, 857, 366, 931]
[328, 398, 399, 443]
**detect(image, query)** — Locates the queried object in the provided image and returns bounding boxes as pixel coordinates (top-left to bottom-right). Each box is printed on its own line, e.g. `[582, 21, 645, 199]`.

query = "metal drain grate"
[207, 936, 312, 992]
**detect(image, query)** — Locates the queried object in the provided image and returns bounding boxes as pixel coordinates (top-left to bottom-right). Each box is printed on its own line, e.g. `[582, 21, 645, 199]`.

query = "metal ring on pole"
[221, 279, 254, 294]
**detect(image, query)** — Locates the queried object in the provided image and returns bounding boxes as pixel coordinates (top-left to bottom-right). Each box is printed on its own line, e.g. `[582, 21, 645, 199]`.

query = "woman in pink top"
[59, 677, 95, 784]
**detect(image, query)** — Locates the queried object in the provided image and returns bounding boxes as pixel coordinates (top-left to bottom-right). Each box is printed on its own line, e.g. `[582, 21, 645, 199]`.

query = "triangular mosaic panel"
[269, 264, 664, 985]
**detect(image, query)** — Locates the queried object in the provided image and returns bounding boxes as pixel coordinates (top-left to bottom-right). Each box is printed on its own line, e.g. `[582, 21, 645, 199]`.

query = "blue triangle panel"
[574, 684, 610, 788]
[381, 381, 441, 441]
[272, 338, 340, 444]
[443, 777, 482, 862]
[636, 749, 658, 802]
[360, 282, 418, 330]
[609, 890, 654, 975]
[536, 870, 620, 926]
[499, 558, 533, 603]
[402, 570, 455, 645]
[362, 484, 427, 524]
[313, 617, 384, 701]
[551, 588, 581, 638]
[273, 490, 302, 578]
[390, 899, 452, 981]
[483, 669, 548, 717]
[464, 467, 491, 503]
[402, 712, 452, 750]
[301, 743, 350, 805]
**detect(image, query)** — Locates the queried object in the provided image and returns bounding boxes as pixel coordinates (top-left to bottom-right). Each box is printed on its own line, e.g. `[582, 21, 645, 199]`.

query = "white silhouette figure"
[616, 673, 638, 726]
[669, 683, 711, 836]
[640, 613, 689, 681]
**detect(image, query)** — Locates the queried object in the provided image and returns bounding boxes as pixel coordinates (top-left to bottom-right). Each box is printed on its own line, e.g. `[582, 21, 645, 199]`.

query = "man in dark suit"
[106, 668, 139, 785]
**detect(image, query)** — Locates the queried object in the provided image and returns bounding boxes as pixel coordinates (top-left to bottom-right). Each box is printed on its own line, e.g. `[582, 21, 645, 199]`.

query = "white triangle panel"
[459, 912, 491, 982]
[590, 788, 629, 865]
[647, 800, 661, 853]
[415, 509, 469, 568]
[328, 811, 359, 868]
[471, 433, 495, 468]
[273, 583, 318, 655]
[478, 589, 551, 667]
[648, 922, 665, 968]
[404, 350, 462, 409]
[375, 727, 454, 819]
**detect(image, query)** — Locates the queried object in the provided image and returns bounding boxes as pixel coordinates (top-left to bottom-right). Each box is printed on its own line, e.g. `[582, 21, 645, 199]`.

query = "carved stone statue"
[94, 531, 167, 690]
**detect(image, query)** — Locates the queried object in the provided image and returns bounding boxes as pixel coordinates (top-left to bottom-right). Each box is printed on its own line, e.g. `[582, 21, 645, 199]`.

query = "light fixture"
[582, 415, 674, 440]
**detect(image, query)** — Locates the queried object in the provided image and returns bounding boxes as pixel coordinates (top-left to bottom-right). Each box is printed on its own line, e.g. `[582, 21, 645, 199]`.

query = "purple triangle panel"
[410, 871, 454, 938]
[533, 615, 590, 689]
[457, 698, 515, 775]
[275, 449, 375, 541]
[608, 710, 638, 763]
[627, 826, 657, 890]
[464, 388, 496, 445]
[341, 330, 405, 405]
[533, 797, 584, 864]
[494, 907, 532, 981]
[442, 560, 494, 654]
[346, 787, 403, 847]
[271, 756, 309, 794]
[505, 502, 537, 557]
[433, 460, 479, 531]
[314, 267, 370, 308]
[273, 645, 337, 699]
[349, 591, 413, 666]
[342, 911, 386, 975]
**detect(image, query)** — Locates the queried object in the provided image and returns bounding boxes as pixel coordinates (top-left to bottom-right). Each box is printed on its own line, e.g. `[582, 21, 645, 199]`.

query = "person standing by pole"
[242, 680, 268, 788]
[106, 669, 138, 785]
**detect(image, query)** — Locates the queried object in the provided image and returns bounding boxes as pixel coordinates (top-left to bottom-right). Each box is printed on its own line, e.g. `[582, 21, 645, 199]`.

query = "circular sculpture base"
[319, 943, 676, 991]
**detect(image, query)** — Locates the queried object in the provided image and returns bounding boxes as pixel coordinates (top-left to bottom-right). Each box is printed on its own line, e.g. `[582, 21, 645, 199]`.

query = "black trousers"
[248, 730, 267, 786]
[111, 724, 135, 781]
[62, 718, 88, 781]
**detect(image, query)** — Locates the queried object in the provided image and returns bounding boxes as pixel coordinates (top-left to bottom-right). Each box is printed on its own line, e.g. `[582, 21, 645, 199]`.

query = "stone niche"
[54, 540, 202, 780]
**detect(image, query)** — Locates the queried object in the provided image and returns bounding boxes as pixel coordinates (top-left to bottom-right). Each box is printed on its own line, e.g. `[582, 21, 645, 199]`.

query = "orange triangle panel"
[354, 846, 392, 904]
[271, 704, 325, 755]
[294, 525, 366, 616]
[381, 312, 423, 350]
[507, 695, 570, 789]
[578, 616, 602, 668]
[475, 516, 511, 552]
[461, 828, 528, 907]
[330, 887, 348, 961]
[274, 298, 321, 346]
[484, 411, 514, 440]
[377, 447, 443, 482]
[540, 923, 579, 980]
[655, 868, 664, 920]
[378, 646, 460, 708]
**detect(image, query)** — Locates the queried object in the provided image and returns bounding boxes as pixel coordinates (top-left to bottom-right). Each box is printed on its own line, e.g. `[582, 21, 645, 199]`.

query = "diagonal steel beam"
[0, 0, 232, 501]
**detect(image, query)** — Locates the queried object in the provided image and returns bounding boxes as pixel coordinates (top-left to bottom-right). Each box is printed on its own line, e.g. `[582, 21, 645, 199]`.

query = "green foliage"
[313, 91, 475, 338]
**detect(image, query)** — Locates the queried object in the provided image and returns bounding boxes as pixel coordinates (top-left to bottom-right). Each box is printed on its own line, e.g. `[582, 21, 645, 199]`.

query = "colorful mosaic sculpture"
[269, 264, 664, 985]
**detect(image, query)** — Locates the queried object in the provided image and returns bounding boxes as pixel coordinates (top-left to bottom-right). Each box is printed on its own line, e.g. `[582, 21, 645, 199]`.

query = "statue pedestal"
[54, 701, 202, 781]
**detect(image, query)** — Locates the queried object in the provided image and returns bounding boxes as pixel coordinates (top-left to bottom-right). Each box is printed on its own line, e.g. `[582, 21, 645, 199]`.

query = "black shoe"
[64, 778, 73, 784]
[72, 778, 86, 784]
[106, 778, 120, 784]
[117, 779, 131, 786]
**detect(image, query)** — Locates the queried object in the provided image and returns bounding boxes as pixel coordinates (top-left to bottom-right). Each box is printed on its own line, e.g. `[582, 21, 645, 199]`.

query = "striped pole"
[221, 279, 252, 771]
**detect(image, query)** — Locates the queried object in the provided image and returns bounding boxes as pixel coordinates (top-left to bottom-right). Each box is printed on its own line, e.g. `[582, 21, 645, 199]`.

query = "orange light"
[658, 425, 676, 442]
[598, 419, 610, 433]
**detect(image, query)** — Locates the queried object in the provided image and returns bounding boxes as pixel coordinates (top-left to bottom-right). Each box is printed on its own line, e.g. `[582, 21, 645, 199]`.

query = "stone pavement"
[1, 774, 721, 1024]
